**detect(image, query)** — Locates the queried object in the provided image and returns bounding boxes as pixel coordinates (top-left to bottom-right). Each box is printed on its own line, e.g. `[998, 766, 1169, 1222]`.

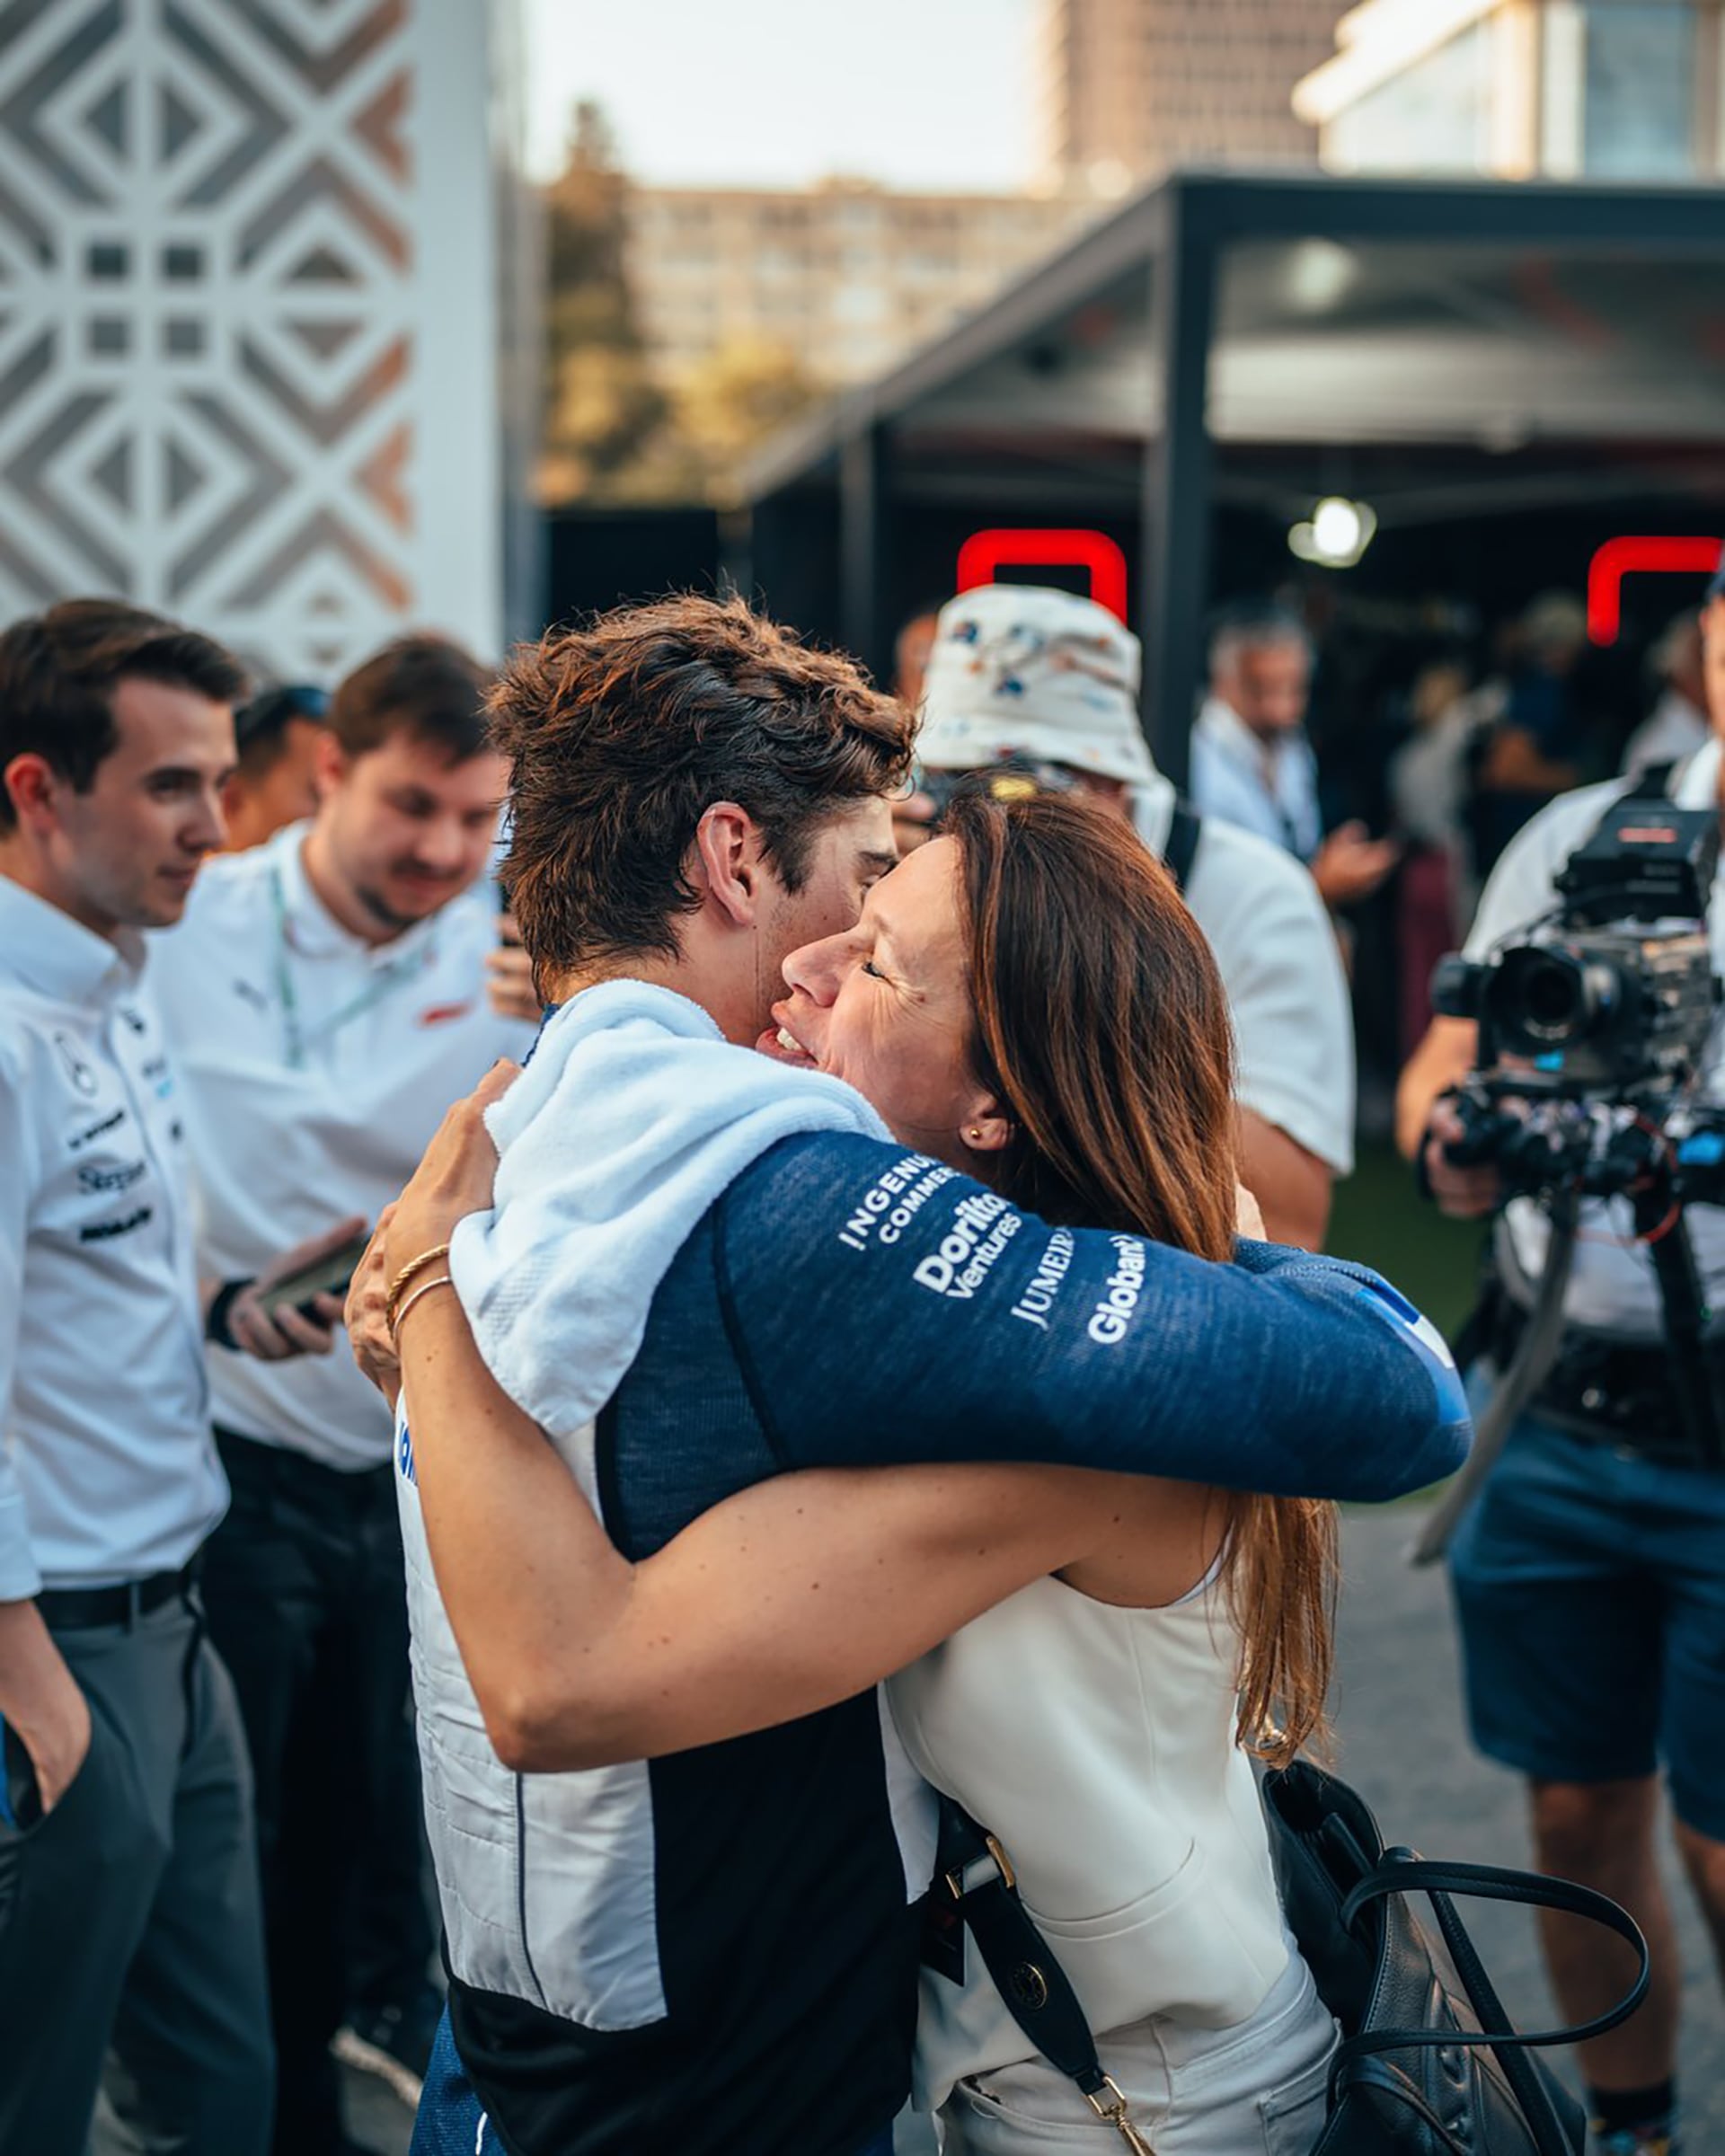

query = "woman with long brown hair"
[383, 790, 1342, 2153]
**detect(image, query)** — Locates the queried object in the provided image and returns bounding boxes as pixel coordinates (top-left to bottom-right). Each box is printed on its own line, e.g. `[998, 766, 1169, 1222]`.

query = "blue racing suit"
[406, 1131, 1469, 2156]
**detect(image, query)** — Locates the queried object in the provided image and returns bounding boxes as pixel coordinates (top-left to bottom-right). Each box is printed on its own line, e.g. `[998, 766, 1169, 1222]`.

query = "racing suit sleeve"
[715, 1133, 1470, 1501]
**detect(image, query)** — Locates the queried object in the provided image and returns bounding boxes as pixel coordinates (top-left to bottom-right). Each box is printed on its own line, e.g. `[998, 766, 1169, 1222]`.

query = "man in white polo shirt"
[912, 584, 1355, 1247]
[148, 632, 534, 2153]
[0, 598, 367, 2156]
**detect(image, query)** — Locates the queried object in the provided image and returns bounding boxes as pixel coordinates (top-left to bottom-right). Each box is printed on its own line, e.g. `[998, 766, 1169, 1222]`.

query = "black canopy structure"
[741, 170, 1725, 783]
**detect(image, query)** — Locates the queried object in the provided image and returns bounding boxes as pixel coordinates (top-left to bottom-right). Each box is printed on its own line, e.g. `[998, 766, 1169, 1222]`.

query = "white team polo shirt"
[0, 879, 226, 1597]
[1135, 774, 1355, 1175]
[1464, 738, 1725, 1339]
[148, 822, 535, 1472]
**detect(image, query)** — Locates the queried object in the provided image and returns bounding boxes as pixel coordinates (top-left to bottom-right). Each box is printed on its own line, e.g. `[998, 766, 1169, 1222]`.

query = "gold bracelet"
[389, 1273, 455, 1341]
[384, 1242, 452, 1328]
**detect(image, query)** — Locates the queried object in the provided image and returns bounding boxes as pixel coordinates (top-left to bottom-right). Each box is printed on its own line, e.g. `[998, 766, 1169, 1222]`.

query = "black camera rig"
[1412, 789, 1725, 1554]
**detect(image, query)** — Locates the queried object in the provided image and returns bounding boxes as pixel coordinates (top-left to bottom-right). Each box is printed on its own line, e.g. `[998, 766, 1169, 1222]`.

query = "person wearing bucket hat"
[913, 585, 1354, 1249]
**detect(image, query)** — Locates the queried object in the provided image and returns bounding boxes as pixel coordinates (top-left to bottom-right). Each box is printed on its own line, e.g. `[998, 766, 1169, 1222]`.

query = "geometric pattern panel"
[0, 0, 502, 681]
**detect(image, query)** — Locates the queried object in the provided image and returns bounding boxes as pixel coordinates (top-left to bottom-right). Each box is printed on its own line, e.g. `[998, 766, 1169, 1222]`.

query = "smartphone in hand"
[255, 1228, 375, 1321]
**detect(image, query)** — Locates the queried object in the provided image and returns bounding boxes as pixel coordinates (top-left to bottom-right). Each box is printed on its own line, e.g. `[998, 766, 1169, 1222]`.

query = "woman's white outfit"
[888, 1570, 1337, 2152]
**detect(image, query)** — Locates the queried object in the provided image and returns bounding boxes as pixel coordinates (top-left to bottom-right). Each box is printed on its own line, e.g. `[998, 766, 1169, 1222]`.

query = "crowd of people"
[0, 562, 1718, 2156]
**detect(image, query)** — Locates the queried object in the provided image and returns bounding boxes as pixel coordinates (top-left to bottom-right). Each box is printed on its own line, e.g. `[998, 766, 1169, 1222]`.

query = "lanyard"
[268, 865, 436, 1070]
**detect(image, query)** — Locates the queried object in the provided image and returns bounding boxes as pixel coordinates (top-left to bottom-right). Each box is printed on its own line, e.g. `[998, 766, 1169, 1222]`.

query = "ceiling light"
[1288, 496, 1376, 569]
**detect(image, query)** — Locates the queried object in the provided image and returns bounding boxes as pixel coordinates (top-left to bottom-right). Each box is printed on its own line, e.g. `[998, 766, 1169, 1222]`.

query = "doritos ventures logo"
[912, 1191, 1021, 1300]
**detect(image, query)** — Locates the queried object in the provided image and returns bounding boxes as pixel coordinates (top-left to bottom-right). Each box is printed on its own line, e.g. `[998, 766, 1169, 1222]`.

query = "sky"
[520, 0, 1039, 191]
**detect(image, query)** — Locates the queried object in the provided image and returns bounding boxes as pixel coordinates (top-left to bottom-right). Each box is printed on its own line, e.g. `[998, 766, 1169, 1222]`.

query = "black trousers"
[0, 1595, 271, 2156]
[203, 1427, 433, 2152]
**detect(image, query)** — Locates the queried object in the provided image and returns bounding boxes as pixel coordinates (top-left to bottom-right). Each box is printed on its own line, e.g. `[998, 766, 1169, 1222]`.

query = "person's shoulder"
[432, 881, 507, 960]
[1187, 814, 1320, 915]
[730, 1128, 928, 1206]
[167, 842, 271, 944]
[0, 995, 52, 1157]
[0, 998, 31, 1087]
[720, 1130, 970, 1264]
[1184, 816, 1333, 961]
[196, 839, 275, 902]
[1486, 777, 1629, 889]
[1464, 776, 1631, 951]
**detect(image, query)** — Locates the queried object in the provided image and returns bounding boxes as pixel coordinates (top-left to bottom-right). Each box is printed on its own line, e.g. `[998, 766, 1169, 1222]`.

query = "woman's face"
[762, 835, 996, 1167]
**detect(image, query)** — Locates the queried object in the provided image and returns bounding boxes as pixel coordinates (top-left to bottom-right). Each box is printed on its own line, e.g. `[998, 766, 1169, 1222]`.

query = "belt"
[1530, 1335, 1715, 1467]
[1486, 1287, 1717, 1465]
[37, 1560, 200, 1631]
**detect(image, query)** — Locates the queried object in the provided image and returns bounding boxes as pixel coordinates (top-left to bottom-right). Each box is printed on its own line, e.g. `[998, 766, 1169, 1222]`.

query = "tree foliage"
[539, 103, 827, 507]
[540, 101, 666, 503]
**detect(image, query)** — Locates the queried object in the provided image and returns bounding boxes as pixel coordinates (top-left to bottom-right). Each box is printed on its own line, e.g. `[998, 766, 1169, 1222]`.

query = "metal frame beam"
[1140, 182, 1217, 790]
[838, 419, 889, 680]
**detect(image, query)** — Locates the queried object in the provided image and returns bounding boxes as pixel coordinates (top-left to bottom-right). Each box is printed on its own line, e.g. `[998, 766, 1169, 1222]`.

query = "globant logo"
[1087, 1235, 1147, 1346]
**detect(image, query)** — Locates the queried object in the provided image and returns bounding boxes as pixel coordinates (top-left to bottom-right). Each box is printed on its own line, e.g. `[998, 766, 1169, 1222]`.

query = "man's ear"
[690, 801, 766, 930]
[3, 752, 58, 836]
[311, 729, 349, 802]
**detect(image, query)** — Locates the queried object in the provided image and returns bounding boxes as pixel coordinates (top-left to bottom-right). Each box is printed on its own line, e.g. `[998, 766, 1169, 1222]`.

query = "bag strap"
[1161, 797, 1203, 895]
[1332, 1854, 1644, 2156]
[934, 1798, 1153, 2153]
[1337, 1854, 1650, 2054]
[942, 1803, 1645, 2156]
[1423, 1876, 1577, 2156]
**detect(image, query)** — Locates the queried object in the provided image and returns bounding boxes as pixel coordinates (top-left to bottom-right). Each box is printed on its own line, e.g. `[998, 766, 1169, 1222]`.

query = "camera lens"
[1519, 954, 1584, 1040]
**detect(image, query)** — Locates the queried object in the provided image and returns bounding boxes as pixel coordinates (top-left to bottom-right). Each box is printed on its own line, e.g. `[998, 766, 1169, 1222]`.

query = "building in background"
[1296, 0, 1725, 180]
[0, 0, 532, 677]
[625, 178, 1092, 389]
[1035, 0, 1344, 189]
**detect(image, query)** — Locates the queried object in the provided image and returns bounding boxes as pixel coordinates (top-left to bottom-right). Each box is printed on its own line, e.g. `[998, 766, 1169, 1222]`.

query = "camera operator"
[907, 583, 1354, 1248]
[1397, 560, 1725, 2156]
[146, 635, 535, 2153]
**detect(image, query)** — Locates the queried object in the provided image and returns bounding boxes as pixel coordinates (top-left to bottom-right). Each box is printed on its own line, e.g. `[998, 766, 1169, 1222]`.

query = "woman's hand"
[346, 1204, 402, 1409]
[346, 1062, 521, 1408]
[382, 1061, 521, 1278]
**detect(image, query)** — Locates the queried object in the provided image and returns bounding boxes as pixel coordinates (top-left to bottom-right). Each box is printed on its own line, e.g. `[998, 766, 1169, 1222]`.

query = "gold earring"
[969, 1127, 982, 1141]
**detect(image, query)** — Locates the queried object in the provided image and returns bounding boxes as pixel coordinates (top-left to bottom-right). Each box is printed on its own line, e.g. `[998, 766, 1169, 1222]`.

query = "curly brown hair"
[490, 595, 912, 980]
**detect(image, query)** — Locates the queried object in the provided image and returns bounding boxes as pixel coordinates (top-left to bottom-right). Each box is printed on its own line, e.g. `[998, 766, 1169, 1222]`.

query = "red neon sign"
[1587, 535, 1721, 645]
[956, 528, 1129, 623]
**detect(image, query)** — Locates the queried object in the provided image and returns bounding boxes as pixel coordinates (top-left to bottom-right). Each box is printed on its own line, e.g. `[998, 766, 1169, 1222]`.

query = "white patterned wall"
[0, 0, 512, 679]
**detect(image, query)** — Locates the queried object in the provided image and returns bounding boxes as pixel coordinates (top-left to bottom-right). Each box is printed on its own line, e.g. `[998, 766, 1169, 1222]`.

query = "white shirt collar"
[0, 875, 144, 1005]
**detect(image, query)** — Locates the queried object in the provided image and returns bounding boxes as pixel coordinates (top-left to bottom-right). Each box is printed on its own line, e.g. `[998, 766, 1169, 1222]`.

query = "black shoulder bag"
[934, 1763, 1648, 2154]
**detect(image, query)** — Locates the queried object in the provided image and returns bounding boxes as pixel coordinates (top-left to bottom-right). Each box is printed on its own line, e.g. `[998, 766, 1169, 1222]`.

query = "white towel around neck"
[447, 979, 892, 1438]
